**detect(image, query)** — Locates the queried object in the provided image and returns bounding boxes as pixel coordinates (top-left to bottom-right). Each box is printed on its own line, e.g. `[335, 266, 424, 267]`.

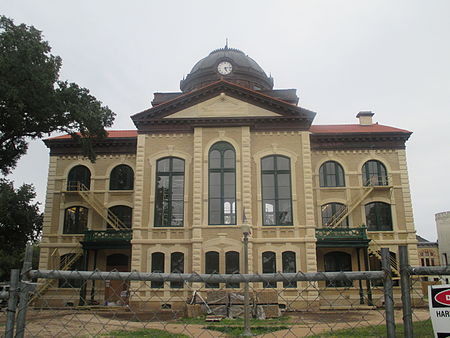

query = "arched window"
[225, 251, 240, 288]
[151, 252, 165, 288]
[262, 251, 277, 288]
[261, 155, 293, 226]
[324, 252, 352, 287]
[282, 251, 297, 288]
[63, 206, 88, 234]
[209, 142, 236, 225]
[319, 161, 345, 187]
[205, 251, 220, 288]
[321, 203, 348, 227]
[110, 165, 134, 190]
[67, 165, 91, 190]
[170, 252, 184, 289]
[365, 202, 393, 231]
[362, 160, 388, 186]
[58, 254, 83, 288]
[108, 205, 132, 229]
[154, 157, 185, 227]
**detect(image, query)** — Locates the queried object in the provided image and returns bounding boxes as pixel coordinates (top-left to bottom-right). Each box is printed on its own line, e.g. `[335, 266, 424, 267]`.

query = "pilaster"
[192, 128, 204, 274]
[131, 135, 146, 272]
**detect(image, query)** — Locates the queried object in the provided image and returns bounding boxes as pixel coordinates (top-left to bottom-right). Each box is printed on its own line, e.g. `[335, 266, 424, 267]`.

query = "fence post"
[15, 245, 34, 338]
[399, 245, 413, 338]
[5, 269, 20, 338]
[242, 230, 252, 337]
[381, 248, 395, 338]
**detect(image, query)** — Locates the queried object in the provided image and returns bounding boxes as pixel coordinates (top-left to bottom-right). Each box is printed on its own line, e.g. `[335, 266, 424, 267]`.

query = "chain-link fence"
[0, 247, 441, 337]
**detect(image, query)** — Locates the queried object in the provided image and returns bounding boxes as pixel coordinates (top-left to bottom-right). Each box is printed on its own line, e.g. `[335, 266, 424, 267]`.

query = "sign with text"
[429, 285, 450, 338]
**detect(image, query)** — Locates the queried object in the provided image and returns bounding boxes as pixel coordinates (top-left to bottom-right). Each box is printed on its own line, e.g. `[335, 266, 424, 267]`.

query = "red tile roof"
[46, 123, 411, 141]
[47, 130, 138, 140]
[309, 124, 411, 134]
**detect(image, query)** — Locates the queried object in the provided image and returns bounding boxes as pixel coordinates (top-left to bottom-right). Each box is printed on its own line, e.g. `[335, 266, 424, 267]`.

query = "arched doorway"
[105, 253, 130, 305]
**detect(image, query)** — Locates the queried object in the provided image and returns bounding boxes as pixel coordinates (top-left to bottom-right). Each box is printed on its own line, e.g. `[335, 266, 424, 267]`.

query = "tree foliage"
[0, 179, 43, 281]
[0, 16, 115, 174]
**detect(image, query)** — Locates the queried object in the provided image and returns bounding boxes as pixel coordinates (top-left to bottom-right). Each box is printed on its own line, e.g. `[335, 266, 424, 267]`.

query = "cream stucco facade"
[37, 47, 421, 310]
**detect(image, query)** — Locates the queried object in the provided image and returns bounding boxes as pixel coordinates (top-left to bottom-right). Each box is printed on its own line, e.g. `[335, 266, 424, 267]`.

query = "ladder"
[67, 181, 128, 230]
[29, 250, 83, 304]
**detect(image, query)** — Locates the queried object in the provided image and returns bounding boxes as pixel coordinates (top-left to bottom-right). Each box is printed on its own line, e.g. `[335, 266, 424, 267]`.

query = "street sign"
[429, 285, 450, 338]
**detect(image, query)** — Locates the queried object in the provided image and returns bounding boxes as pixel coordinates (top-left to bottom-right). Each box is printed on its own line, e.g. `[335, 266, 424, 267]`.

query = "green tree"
[0, 179, 43, 281]
[0, 16, 115, 175]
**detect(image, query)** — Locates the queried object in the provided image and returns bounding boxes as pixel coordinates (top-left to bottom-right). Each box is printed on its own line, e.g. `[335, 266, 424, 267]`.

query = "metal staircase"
[325, 187, 375, 228]
[368, 247, 400, 277]
[29, 250, 83, 304]
[322, 175, 399, 277]
[31, 182, 129, 304]
[67, 181, 128, 230]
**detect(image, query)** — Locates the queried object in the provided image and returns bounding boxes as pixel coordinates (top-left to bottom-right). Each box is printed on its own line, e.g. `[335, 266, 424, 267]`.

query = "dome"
[180, 47, 274, 92]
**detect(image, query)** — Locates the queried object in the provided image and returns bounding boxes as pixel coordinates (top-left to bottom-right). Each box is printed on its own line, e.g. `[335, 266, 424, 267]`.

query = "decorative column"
[241, 127, 254, 273]
[191, 128, 204, 275]
[397, 149, 420, 266]
[301, 131, 319, 309]
[131, 134, 146, 273]
[39, 155, 58, 270]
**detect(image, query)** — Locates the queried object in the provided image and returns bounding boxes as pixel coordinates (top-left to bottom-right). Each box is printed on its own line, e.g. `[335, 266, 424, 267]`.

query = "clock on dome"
[217, 61, 232, 75]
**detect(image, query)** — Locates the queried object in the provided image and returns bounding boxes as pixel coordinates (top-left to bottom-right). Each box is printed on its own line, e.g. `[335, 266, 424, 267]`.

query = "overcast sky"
[3, 0, 449, 241]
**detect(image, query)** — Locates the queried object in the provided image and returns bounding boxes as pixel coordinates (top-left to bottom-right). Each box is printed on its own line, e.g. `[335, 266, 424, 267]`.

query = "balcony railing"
[84, 230, 132, 242]
[316, 227, 368, 241]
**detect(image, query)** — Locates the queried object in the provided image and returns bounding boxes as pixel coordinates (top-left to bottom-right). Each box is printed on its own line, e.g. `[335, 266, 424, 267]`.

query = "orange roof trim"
[47, 130, 138, 140]
[309, 124, 411, 134]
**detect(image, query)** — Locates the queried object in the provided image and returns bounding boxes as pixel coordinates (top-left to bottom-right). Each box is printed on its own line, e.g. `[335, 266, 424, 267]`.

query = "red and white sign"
[429, 285, 450, 338]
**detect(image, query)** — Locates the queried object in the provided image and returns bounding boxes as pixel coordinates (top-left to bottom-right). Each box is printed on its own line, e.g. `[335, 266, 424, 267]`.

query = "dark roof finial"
[225, 38, 228, 49]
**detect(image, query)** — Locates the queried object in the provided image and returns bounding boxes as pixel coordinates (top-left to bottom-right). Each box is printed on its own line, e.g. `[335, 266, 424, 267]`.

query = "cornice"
[310, 132, 411, 150]
[44, 137, 137, 156]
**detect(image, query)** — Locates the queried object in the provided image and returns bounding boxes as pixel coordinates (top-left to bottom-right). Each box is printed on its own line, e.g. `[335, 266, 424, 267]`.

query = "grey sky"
[3, 0, 450, 240]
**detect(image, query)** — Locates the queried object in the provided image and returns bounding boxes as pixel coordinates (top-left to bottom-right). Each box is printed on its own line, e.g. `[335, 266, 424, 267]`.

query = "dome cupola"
[180, 46, 274, 92]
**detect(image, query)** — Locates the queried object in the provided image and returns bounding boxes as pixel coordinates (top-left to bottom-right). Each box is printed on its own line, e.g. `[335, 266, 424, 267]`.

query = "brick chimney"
[356, 111, 374, 125]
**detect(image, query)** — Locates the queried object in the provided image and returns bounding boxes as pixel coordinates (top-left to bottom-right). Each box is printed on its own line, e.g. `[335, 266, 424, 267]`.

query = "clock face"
[217, 61, 232, 75]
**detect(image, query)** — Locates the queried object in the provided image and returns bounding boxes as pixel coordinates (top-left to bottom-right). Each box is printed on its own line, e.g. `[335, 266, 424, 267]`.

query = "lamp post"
[241, 222, 252, 336]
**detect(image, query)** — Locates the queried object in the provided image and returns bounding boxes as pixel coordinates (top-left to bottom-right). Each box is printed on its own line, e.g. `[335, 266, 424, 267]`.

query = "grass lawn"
[102, 328, 190, 337]
[205, 325, 289, 336]
[310, 319, 433, 337]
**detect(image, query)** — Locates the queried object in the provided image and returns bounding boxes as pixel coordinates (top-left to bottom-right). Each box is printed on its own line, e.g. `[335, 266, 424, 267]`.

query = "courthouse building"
[38, 46, 420, 309]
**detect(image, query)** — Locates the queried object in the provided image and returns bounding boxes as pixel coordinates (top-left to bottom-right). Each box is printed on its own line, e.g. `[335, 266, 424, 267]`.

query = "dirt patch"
[5, 308, 431, 337]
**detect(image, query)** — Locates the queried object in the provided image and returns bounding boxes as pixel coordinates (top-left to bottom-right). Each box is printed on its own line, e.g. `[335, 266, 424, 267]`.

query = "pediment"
[131, 80, 316, 132]
[163, 94, 281, 119]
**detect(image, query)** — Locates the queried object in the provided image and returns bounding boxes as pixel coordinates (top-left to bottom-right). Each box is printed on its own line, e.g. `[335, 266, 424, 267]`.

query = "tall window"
[58, 254, 83, 288]
[170, 252, 184, 289]
[63, 206, 88, 234]
[365, 202, 393, 231]
[110, 165, 134, 190]
[67, 165, 91, 190]
[225, 251, 240, 288]
[209, 142, 236, 225]
[154, 157, 185, 227]
[205, 251, 220, 288]
[321, 203, 348, 227]
[261, 155, 293, 226]
[151, 252, 165, 288]
[282, 251, 297, 288]
[319, 161, 345, 187]
[108, 205, 132, 229]
[362, 160, 388, 186]
[262, 251, 277, 288]
[324, 252, 352, 287]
